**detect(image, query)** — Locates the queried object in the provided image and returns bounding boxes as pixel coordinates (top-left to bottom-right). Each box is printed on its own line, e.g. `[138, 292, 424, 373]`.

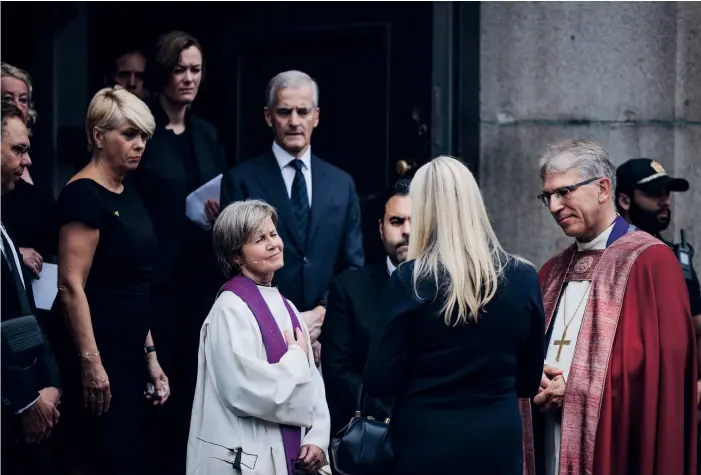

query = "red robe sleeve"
[538, 256, 557, 288]
[594, 244, 697, 475]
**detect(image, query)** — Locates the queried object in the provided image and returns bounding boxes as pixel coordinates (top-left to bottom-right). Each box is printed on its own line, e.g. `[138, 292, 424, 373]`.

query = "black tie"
[1, 228, 32, 316]
[290, 159, 310, 242]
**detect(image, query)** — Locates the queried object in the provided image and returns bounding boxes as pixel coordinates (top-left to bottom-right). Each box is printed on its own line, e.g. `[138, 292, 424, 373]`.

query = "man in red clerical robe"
[520, 139, 697, 475]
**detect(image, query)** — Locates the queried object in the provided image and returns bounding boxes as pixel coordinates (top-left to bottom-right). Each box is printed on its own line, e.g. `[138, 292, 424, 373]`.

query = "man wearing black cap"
[616, 157, 701, 398]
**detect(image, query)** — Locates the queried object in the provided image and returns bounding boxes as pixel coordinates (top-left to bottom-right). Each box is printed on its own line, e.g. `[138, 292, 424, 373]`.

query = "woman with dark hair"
[130, 30, 228, 473]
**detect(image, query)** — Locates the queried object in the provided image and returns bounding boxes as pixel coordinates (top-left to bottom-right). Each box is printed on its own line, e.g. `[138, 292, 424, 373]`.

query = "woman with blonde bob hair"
[363, 156, 545, 475]
[49, 87, 169, 474]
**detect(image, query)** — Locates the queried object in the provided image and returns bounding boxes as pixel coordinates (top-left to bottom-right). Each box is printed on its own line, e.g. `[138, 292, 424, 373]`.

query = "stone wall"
[478, 2, 701, 269]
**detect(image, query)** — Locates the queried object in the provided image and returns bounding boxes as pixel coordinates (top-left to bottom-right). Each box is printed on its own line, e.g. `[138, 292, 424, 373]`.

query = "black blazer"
[321, 261, 391, 434]
[361, 259, 544, 473]
[220, 151, 364, 311]
[130, 104, 227, 288]
[1, 231, 60, 418]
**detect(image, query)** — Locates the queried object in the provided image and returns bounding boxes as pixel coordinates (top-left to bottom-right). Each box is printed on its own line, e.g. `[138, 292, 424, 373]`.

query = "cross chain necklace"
[553, 285, 589, 362]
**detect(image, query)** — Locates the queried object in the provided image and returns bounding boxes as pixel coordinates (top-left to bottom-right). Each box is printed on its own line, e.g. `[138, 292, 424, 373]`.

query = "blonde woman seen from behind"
[362, 156, 545, 475]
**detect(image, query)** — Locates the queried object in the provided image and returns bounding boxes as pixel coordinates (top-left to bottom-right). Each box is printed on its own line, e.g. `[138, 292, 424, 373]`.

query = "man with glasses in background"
[519, 140, 696, 475]
[1, 101, 61, 475]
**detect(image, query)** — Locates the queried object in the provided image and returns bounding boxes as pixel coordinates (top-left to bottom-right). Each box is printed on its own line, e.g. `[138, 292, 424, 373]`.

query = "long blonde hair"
[409, 156, 508, 326]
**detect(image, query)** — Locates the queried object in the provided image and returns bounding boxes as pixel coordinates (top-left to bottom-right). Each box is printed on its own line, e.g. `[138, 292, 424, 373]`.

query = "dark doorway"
[83, 1, 435, 262]
[218, 2, 434, 262]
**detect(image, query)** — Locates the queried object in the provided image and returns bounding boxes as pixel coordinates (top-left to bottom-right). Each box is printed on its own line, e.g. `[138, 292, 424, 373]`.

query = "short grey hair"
[538, 139, 616, 191]
[265, 70, 319, 109]
[213, 199, 278, 279]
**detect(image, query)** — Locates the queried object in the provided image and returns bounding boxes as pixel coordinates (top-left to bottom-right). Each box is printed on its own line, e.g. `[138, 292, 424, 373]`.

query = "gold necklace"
[553, 285, 588, 362]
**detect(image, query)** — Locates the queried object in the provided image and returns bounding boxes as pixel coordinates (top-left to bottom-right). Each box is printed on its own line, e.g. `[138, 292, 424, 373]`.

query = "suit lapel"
[369, 261, 390, 287]
[357, 262, 390, 335]
[254, 152, 304, 252]
[307, 156, 332, 251]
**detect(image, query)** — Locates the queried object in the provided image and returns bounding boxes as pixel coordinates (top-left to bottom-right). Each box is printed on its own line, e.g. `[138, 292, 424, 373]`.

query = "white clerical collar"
[272, 141, 311, 172]
[386, 256, 397, 275]
[257, 284, 279, 293]
[577, 221, 615, 251]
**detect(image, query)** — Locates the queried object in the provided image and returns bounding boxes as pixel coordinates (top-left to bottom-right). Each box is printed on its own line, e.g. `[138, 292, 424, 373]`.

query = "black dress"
[363, 258, 545, 475]
[48, 179, 158, 474]
[129, 103, 227, 474]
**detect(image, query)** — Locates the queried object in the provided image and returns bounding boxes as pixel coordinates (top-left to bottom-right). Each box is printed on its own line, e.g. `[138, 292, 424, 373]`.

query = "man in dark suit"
[321, 178, 411, 435]
[1, 102, 61, 474]
[220, 70, 364, 361]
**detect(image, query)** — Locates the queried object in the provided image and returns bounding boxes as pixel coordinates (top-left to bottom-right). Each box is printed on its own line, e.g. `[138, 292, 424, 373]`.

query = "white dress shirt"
[386, 256, 397, 276]
[0, 222, 25, 288]
[272, 142, 312, 206]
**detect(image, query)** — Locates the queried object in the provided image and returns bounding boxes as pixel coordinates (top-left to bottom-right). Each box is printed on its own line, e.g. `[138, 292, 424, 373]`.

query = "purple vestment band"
[219, 275, 305, 475]
[606, 215, 638, 248]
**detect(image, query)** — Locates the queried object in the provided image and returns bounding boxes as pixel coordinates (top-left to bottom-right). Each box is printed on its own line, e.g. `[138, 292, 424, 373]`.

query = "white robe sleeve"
[204, 294, 316, 427]
[287, 302, 332, 474]
[302, 366, 332, 465]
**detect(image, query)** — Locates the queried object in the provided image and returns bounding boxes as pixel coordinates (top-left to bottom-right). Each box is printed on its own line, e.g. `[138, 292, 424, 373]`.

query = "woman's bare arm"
[57, 222, 100, 354]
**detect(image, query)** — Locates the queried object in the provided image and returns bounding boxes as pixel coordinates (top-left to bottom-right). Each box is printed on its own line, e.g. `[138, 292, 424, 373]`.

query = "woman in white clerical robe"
[187, 199, 331, 475]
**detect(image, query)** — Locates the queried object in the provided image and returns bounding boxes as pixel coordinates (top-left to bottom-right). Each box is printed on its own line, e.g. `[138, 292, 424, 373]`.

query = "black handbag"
[330, 384, 393, 475]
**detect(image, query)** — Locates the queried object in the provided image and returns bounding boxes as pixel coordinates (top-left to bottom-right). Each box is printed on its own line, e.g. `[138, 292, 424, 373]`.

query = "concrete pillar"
[672, 2, 701, 265]
[478, 2, 701, 268]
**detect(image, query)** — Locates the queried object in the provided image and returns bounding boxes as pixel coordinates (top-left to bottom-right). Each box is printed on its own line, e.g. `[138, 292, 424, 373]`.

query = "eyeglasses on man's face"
[537, 176, 601, 208]
[7, 143, 30, 157]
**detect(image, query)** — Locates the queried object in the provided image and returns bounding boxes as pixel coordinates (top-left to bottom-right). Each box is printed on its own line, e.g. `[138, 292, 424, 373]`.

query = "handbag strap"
[355, 382, 394, 420]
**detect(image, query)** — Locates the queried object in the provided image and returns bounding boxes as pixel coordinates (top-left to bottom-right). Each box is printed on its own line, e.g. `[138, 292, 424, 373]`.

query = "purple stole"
[219, 275, 305, 475]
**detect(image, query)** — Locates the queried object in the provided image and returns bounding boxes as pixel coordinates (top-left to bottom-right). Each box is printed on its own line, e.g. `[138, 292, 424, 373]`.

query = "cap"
[616, 158, 689, 196]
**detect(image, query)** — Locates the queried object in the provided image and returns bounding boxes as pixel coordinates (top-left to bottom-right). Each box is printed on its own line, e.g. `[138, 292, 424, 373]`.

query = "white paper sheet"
[32, 263, 58, 311]
[185, 173, 223, 230]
